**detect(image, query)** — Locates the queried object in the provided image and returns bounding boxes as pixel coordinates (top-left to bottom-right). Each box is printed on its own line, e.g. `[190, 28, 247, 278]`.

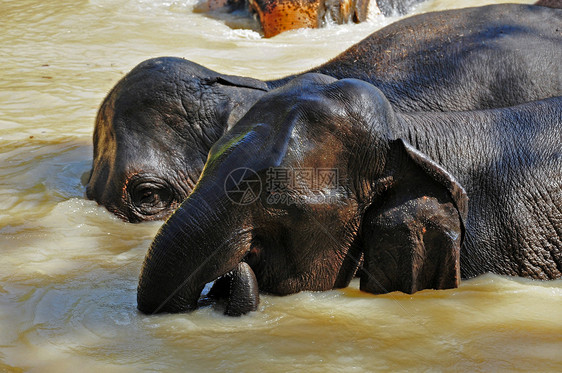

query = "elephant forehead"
[266, 77, 388, 129]
[253, 75, 338, 111]
[111, 68, 211, 134]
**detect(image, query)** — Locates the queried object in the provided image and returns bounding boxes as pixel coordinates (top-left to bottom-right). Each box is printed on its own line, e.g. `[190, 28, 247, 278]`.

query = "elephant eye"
[139, 188, 170, 206]
[129, 177, 176, 216]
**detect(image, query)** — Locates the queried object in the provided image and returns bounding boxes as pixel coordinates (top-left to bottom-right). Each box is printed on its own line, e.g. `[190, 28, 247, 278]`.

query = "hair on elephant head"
[136, 74, 481, 315]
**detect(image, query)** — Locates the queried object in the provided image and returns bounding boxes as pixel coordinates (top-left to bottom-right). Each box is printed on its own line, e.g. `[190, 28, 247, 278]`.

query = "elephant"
[535, 0, 562, 8]
[136, 73, 562, 316]
[86, 3, 562, 222]
[201, 0, 424, 38]
[245, 0, 370, 38]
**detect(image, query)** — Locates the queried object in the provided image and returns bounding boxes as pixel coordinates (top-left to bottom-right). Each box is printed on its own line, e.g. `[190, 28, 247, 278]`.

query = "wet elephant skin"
[137, 74, 562, 315]
[86, 4, 562, 222]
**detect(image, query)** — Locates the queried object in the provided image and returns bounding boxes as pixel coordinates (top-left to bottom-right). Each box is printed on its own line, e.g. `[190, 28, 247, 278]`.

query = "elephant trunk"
[137, 102, 289, 314]
[137, 183, 252, 314]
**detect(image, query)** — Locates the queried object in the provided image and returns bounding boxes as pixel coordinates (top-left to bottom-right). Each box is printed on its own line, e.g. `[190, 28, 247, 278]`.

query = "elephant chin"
[206, 262, 260, 316]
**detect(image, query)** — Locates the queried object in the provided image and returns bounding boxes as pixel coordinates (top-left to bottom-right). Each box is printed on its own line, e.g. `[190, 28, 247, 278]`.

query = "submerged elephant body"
[137, 74, 562, 315]
[87, 4, 562, 222]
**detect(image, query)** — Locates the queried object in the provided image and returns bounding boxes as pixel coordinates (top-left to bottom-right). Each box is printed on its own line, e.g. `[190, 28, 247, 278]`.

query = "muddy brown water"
[1, 0, 561, 371]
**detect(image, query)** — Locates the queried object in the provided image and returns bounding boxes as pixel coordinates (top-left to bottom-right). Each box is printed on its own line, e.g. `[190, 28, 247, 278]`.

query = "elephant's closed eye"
[128, 176, 177, 216]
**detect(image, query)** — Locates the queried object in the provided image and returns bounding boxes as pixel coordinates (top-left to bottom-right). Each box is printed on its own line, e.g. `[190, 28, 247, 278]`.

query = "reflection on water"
[1, 0, 560, 371]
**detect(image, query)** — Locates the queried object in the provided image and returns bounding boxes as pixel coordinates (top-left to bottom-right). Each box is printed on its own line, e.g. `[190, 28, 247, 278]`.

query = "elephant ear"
[203, 75, 269, 92]
[202, 74, 270, 131]
[360, 138, 468, 295]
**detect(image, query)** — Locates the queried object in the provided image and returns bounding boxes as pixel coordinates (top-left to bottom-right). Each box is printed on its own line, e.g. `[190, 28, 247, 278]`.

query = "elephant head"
[86, 57, 269, 222]
[137, 74, 468, 314]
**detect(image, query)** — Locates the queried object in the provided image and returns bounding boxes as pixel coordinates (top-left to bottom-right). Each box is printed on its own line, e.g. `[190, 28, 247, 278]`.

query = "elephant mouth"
[200, 261, 260, 316]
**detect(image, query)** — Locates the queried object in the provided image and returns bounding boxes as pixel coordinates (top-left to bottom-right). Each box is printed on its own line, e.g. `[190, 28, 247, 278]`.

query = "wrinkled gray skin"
[375, 0, 425, 16]
[137, 74, 562, 316]
[86, 3, 562, 222]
